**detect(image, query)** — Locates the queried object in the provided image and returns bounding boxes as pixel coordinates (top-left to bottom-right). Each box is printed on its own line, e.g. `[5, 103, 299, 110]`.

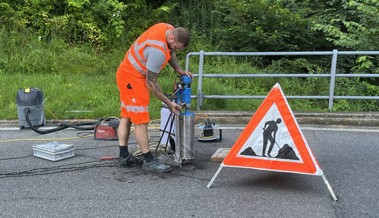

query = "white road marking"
[1, 126, 379, 132]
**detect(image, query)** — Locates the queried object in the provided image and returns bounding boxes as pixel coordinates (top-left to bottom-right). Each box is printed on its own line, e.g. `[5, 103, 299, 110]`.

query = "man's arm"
[168, 51, 181, 74]
[263, 121, 269, 130]
[146, 70, 180, 114]
[169, 51, 192, 77]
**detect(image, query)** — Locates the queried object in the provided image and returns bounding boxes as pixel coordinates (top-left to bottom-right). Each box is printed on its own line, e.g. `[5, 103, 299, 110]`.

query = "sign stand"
[321, 173, 338, 201]
[206, 83, 338, 201]
[207, 165, 338, 201]
[206, 164, 223, 188]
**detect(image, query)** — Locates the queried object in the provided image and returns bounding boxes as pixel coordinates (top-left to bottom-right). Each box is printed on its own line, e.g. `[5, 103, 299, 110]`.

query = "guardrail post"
[197, 50, 205, 110]
[185, 52, 191, 72]
[328, 49, 338, 111]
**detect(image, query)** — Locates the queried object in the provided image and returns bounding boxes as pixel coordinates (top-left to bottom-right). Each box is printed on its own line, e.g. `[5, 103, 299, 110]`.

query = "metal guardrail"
[185, 50, 379, 110]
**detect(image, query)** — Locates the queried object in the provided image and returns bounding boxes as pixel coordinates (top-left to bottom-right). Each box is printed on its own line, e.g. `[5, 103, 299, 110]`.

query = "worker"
[262, 118, 282, 157]
[116, 23, 191, 173]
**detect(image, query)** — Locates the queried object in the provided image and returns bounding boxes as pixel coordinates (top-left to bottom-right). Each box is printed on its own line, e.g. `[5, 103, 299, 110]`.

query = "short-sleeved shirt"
[144, 46, 166, 74]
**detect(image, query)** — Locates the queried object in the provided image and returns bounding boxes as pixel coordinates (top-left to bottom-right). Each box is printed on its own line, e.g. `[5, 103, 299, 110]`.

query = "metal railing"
[185, 50, 379, 111]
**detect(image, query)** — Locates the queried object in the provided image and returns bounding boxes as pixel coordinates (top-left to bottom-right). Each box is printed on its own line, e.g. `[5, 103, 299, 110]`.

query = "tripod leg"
[155, 112, 173, 155]
[164, 113, 176, 152]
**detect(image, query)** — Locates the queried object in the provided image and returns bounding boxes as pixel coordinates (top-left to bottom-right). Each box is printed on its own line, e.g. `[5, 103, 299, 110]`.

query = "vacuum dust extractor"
[17, 87, 46, 129]
[16, 87, 113, 137]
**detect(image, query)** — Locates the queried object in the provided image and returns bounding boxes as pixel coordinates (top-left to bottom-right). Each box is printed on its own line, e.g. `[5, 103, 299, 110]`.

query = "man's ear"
[167, 33, 175, 43]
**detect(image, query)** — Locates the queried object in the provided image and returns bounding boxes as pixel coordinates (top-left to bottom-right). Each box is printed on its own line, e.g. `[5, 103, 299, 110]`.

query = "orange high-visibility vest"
[120, 23, 174, 75]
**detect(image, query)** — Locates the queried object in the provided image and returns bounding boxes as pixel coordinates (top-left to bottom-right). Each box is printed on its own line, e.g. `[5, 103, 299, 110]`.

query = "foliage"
[219, 0, 316, 51]
[283, 0, 379, 83]
[1, 0, 379, 52]
[0, 0, 174, 49]
[1, 0, 379, 119]
[306, 0, 379, 50]
[170, 0, 321, 52]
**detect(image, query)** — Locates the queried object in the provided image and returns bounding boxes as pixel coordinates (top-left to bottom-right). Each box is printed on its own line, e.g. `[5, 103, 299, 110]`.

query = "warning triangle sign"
[223, 83, 322, 175]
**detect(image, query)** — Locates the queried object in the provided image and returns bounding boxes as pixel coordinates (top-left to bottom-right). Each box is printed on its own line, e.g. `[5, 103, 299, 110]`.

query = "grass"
[1, 70, 197, 121]
[1, 29, 378, 121]
[1, 73, 118, 120]
[2, 65, 377, 121]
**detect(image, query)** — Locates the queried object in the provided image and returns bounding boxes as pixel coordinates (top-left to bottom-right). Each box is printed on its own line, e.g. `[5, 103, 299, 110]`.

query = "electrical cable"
[45, 107, 62, 123]
[1, 108, 121, 179]
[4, 101, 215, 179]
[0, 135, 92, 143]
[0, 145, 122, 179]
[0, 160, 115, 178]
[0, 155, 33, 160]
[0, 144, 118, 162]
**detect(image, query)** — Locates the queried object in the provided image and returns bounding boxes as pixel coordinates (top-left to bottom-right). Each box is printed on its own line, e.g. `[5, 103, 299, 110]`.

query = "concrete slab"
[211, 148, 230, 162]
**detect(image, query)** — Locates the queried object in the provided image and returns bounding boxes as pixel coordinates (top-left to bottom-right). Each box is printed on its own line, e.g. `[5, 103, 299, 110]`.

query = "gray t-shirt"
[144, 46, 166, 74]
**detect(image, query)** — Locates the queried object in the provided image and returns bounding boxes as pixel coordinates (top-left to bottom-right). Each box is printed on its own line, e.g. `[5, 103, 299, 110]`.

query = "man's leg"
[135, 123, 171, 173]
[133, 123, 150, 153]
[262, 137, 268, 156]
[267, 140, 275, 157]
[118, 117, 131, 149]
[118, 117, 142, 167]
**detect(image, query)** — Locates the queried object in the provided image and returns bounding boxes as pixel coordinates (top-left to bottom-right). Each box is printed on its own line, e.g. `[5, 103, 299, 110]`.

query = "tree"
[300, 0, 379, 50]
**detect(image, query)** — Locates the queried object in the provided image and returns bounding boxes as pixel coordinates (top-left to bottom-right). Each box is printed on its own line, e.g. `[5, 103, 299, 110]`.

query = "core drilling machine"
[173, 75, 195, 166]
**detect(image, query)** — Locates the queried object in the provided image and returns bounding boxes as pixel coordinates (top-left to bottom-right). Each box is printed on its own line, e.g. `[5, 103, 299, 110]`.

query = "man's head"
[167, 27, 190, 51]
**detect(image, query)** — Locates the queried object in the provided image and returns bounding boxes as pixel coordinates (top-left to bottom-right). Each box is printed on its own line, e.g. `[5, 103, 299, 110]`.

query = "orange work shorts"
[116, 69, 150, 124]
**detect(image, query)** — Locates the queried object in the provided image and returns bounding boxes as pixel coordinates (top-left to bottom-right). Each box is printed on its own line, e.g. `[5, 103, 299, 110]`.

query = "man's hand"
[168, 51, 192, 78]
[176, 69, 192, 78]
[168, 101, 181, 115]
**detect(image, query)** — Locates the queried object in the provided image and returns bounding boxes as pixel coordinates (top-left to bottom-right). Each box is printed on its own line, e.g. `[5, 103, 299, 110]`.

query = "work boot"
[119, 154, 143, 167]
[142, 159, 171, 173]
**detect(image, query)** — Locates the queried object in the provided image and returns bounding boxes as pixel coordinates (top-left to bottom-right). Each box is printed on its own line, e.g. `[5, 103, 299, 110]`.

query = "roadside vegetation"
[1, 0, 378, 120]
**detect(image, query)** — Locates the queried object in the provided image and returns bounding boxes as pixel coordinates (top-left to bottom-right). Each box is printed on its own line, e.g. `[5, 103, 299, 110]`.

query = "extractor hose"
[24, 108, 96, 134]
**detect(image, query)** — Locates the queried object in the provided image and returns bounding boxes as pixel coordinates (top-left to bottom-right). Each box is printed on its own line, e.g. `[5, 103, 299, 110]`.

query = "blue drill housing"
[175, 75, 193, 116]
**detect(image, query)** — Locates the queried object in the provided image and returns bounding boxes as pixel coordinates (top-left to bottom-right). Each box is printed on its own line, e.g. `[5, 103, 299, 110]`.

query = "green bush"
[1, 0, 379, 120]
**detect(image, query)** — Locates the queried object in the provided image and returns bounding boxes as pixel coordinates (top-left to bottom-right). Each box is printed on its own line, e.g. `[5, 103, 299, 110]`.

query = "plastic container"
[33, 141, 75, 161]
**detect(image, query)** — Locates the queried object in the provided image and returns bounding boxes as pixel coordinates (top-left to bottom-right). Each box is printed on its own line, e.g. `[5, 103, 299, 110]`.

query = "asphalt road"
[0, 124, 378, 218]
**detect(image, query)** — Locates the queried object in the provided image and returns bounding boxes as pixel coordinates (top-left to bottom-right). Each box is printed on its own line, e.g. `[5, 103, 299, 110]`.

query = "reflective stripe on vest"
[127, 40, 169, 75]
[127, 52, 145, 75]
[121, 101, 149, 113]
[126, 24, 172, 75]
[132, 39, 168, 66]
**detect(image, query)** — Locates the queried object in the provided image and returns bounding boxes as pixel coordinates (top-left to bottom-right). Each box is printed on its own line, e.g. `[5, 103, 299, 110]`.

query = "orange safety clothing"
[116, 23, 174, 124]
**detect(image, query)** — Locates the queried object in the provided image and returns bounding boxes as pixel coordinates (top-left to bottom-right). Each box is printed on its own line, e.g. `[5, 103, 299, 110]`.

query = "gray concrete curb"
[1, 111, 379, 127]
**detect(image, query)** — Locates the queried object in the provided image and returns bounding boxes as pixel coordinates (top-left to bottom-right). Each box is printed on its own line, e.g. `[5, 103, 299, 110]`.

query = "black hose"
[24, 108, 96, 134]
